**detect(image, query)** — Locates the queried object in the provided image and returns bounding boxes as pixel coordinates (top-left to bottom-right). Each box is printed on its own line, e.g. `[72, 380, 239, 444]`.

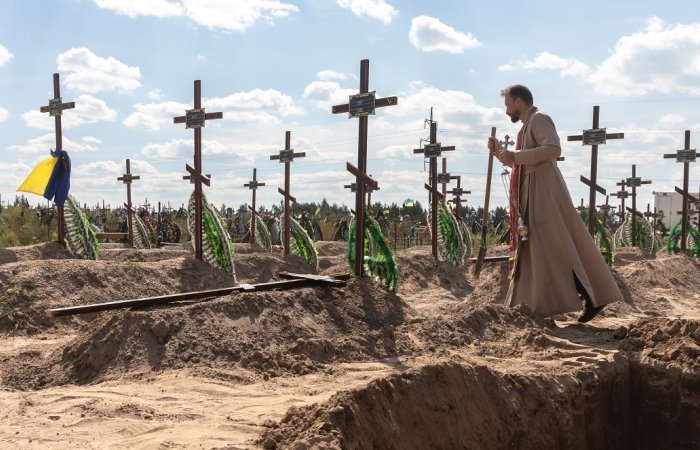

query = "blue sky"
[1, 0, 699, 217]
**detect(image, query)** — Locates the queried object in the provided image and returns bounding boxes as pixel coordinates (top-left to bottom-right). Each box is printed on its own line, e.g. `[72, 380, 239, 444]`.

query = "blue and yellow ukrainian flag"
[17, 149, 71, 207]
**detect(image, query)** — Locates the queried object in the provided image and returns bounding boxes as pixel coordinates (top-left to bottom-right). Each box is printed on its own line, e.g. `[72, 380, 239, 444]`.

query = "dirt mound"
[315, 241, 347, 257]
[99, 247, 191, 262]
[0, 250, 316, 335]
[260, 360, 634, 450]
[1, 277, 413, 390]
[396, 246, 471, 295]
[620, 318, 700, 370]
[0, 241, 75, 264]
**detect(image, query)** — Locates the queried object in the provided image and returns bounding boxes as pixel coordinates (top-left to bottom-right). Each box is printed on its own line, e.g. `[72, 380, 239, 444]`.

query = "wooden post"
[117, 159, 140, 246]
[39, 73, 75, 246]
[331, 59, 397, 277]
[567, 106, 624, 236]
[173, 80, 223, 260]
[270, 131, 305, 255]
[663, 130, 696, 250]
[244, 168, 265, 244]
[474, 127, 497, 277]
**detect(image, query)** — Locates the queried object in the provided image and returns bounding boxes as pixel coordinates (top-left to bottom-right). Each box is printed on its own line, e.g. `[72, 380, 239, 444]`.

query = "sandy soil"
[0, 241, 698, 449]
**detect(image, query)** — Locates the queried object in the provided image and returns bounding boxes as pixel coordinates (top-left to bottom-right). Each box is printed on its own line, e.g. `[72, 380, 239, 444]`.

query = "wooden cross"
[438, 157, 459, 197]
[663, 130, 696, 251]
[413, 119, 455, 259]
[39, 73, 75, 246]
[474, 127, 498, 277]
[576, 198, 587, 214]
[344, 173, 378, 209]
[643, 203, 663, 233]
[598, 195, 614, 226]
[244, 168, 265, 245]
[613, 178, 629, 223]
[270, 130, 305, 255]
[567, 106, 624, 236]
[173, 80, 223, 261]
[624, 164, 651, 247]
[332, 59, 397, 277]
[448, 175, 470, 219]
[117, 159, 140, 246]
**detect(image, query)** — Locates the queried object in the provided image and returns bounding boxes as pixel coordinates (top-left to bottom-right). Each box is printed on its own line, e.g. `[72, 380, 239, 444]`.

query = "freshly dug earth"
[0, 242, 698, 449]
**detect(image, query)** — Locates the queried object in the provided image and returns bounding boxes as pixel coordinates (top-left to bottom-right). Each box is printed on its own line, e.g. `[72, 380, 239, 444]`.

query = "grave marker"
[39, 73, 75, 246]
[117, 159, 140, 245]
[173, 80, 223, 260]
[567, 106, 624, 236]
[413, 120, 455, 259]
[244, 168, 265, 244]
[624, 164, 652, 246]
[663, 130, 697, 250]
[270, 131, 305, 255]
[332, 59, 397, 277]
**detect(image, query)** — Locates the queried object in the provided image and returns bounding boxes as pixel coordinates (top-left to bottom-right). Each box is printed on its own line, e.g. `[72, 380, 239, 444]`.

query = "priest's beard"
[508, 113, 519, 123]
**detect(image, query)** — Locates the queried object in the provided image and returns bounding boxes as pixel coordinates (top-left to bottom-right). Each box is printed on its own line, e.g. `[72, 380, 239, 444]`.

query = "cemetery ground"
[0, 240, 698, 449]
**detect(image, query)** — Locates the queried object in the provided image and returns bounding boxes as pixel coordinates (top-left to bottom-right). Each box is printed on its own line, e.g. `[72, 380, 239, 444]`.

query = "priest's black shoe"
[577, 298, 605, 323]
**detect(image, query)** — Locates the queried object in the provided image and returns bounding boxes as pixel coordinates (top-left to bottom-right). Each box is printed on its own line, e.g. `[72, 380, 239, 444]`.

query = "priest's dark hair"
[500, 84, 533, 105]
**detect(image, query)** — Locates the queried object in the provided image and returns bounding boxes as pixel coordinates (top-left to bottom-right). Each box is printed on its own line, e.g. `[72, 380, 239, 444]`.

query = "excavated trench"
[263, 354, 699, 449]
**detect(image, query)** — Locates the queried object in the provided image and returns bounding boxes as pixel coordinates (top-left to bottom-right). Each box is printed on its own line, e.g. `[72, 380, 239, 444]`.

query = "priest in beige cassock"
[487, 84, 622, 323]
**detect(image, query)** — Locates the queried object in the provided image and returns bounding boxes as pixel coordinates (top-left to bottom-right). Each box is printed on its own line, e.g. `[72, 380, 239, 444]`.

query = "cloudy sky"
[1, 0, 699, 218]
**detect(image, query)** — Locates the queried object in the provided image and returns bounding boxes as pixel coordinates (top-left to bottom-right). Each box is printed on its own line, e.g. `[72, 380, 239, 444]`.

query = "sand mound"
[1, 277, 413, 390]
[0, 241, 74, 264]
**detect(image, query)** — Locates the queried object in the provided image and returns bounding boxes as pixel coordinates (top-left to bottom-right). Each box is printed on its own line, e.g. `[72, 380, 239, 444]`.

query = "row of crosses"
[39, 69, 697, 269]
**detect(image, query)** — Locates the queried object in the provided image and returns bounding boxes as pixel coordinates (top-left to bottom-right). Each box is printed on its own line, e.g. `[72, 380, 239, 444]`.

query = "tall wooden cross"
[270, 131, 305, 255]
[173, 80, 223, 261]
[413, 120, 455, 259]
[117, 159, 140, 246]
[244, 168, 265, 245]
[332, 59, 397, 277]
[663, 130, 696, 250]
[39, 73, 75, 246]
[624, 164, 652, 247]
[567, 106, 624, 236]
[448, 175, 470, 220]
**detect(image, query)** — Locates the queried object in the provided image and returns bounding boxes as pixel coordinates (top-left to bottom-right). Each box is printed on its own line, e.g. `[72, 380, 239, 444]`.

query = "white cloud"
[207, 88, 303, 117]
[337, 0, 397, 24]
[0, 107, 9, 122]
[123, 101, 190, 131]
[0, 44, 13, 66]
[522, 52, 591, 78]
[125, 89, 302, 131]
[8, 134, 99, 154]
[181, 0, 299, 32]
[57, 47, 142, 93]
[141, 139, 191, 159]
[93, 0, 183, 18]
[23, 94, 118, 130]
[498, 64, 514, 72]
[409, 16, 481, 54]
[303, 80, 356, 110]
[317, 70, 349, 81]
[147, 89, 162, 100]
[589, 17, 700, 96]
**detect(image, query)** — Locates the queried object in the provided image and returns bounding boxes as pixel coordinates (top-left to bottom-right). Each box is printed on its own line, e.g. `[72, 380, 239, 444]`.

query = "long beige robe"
[505, 111, 622, 316]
